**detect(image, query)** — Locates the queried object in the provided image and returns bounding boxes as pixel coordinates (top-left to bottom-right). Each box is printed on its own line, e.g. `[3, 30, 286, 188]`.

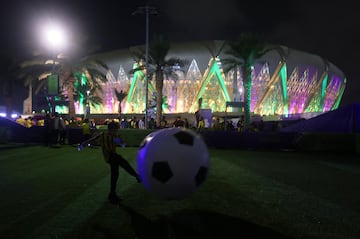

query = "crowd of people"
[13, 111, 275, 148]
[13, 113, 196, 145]
[15, 112, 94, 147]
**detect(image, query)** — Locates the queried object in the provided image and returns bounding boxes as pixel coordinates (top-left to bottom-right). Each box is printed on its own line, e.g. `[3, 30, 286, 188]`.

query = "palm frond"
[115, 89, 128, 102]
[203, 40, 226, 57]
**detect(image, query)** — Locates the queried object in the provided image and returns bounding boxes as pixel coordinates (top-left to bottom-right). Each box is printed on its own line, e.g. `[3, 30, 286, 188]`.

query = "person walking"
[78, 121, 141, 204]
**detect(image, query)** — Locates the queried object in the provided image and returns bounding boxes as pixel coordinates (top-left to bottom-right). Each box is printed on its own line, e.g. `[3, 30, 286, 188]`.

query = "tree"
[203, 40, 226, 58]
[74, 81, 103, 119]
[114, 89, 127, 116]
[222, 33, 271, 130]
[148, 93, 170, 112]
[19, 52, 109, 118]
[130, 35, 188, 127]
[56, 54, 109, 118]
[18, 57, 55, 113]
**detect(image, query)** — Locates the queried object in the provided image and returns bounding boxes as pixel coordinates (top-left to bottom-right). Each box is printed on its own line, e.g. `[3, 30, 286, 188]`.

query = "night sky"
[1, 0, 359, 112]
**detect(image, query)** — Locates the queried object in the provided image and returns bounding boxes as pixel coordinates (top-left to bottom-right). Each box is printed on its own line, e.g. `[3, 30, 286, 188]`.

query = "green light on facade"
[280, 63, 288, 115]
[192, 58, 230, 112]
[321, 74, 328, 110]
[127, 71, 142, 104]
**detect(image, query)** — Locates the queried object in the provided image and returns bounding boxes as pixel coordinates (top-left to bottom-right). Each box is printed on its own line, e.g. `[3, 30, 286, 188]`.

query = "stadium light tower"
[132, 5, 158, 129]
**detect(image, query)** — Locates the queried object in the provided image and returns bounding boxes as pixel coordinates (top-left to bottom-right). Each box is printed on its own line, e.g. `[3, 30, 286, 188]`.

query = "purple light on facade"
[323, 75, 342, 111]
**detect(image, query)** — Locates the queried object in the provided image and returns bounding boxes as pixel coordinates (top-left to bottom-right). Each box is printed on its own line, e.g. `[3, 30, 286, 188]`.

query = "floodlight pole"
[50, 56, 57, 114]
[133, 5, 157, 129]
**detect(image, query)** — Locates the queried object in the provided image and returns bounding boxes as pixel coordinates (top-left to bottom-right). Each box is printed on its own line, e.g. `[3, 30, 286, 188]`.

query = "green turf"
[0, 146, 359, 239]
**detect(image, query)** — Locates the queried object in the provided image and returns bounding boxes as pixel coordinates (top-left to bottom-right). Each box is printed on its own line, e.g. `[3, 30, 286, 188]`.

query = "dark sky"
[1, 0, 359, 112]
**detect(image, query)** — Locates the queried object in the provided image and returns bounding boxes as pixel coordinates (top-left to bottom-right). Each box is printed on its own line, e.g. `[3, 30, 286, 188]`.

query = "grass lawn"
[0, 145, 359, 239]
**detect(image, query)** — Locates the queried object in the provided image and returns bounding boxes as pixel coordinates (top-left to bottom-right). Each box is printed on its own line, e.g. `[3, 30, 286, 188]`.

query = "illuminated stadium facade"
[71, 42, 346, 117]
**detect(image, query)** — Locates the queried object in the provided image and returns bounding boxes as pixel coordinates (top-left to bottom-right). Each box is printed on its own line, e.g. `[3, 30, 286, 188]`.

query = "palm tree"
[19, 52, 109, 118]
[222, 33, 271, 130]
[203, 40, 226, 58]
[56, 54, 109, 118]
[74, 81, 103, 119]
[114, 89, 127, 116]
[130, 35, 188, 127]
[18, 56, 56, 113]
[149, 93, 170, 112]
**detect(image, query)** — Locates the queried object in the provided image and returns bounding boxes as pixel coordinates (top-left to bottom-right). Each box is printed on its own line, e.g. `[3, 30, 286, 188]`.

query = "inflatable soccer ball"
[137, 128, 210, 200]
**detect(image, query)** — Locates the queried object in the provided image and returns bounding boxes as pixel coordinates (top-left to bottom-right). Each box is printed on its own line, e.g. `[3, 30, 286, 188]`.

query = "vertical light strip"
[280, 63, 288, 115]
[321, 73, 328, 111]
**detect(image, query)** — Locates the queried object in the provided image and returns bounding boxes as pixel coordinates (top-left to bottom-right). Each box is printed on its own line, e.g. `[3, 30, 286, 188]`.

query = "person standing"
[44, 113, 52, 146]
[138, 117, 145, 129]
[237, 115, 245, 133]
[78, 121, 141, 204]
[197, 116, 205, 132]
[52, 112, 65, 146]
[81, 119, 92, 142]
[184, 118, 190, 128]
[58, 115, 66, 144]
[149, 117, 156, 129]
[159, 116, 167, 128]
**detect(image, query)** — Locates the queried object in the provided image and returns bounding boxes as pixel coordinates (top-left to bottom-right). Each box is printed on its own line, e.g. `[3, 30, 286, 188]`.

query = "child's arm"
[78, 132, 103, 151]
[114, 134, 126, 147]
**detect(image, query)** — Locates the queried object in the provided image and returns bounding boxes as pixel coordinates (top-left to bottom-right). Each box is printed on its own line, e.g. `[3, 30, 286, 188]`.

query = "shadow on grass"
[116, 204, 292, 239]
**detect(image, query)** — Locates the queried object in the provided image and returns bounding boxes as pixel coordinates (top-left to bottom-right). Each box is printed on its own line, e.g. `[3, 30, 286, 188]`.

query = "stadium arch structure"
[65, 41, 346, 118]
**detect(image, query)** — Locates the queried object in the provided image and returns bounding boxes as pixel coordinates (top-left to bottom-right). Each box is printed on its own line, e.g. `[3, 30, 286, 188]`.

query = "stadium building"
[46, 41, 347, 119]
